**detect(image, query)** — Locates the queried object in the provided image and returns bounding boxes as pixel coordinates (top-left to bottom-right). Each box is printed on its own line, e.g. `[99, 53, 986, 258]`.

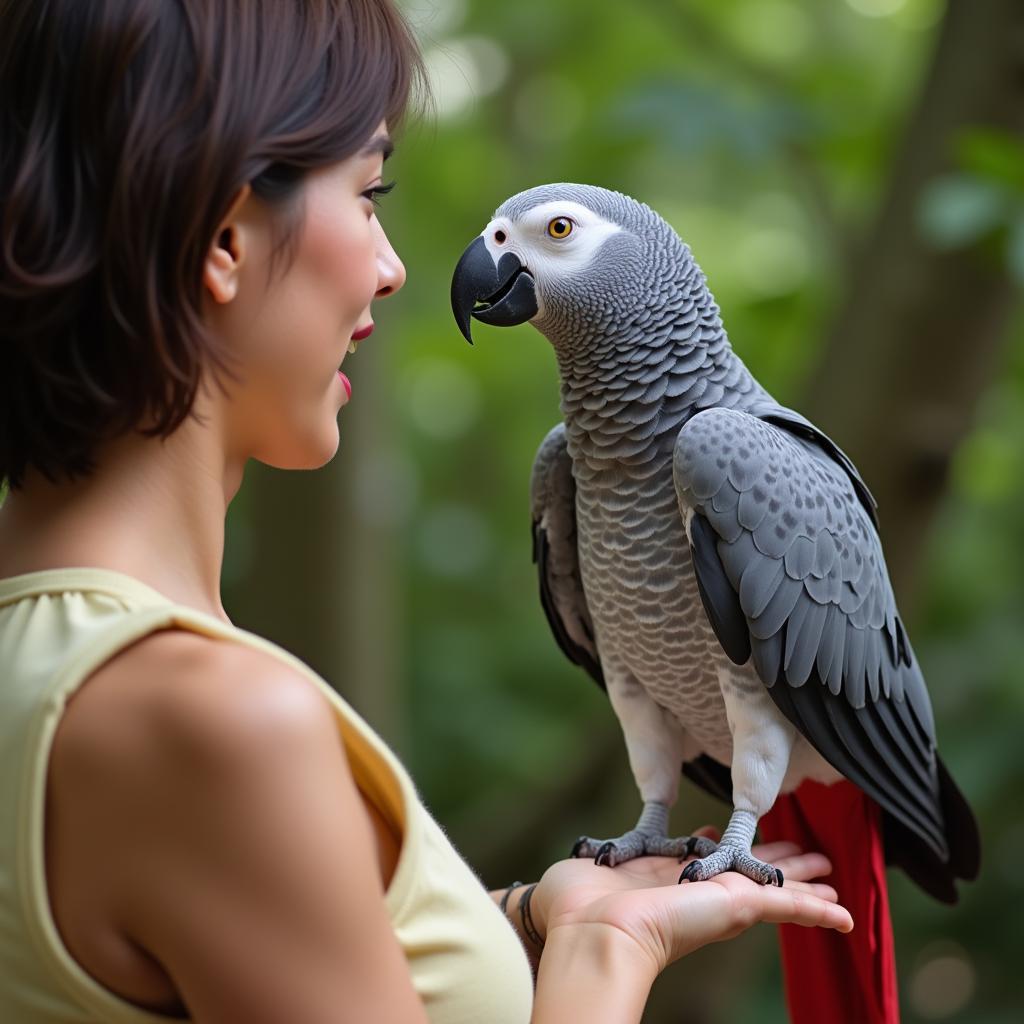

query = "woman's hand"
[533, 827, 853, 978]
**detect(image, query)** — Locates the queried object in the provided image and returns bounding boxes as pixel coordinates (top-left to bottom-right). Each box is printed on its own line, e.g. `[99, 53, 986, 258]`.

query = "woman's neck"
[0, 421, 242, 624]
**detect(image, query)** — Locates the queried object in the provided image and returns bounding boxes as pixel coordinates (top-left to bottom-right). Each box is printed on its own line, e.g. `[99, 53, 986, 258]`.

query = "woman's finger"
[756, 886, 854, 932]
[770, 852, 834, 883]
[748, 840, 803, 863]
[692, 824, 721, 843]
[782, 879, 839, 902]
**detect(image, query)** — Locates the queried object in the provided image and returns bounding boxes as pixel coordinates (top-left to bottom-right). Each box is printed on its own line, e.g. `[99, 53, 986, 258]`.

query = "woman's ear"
[203, 183, 253, 304]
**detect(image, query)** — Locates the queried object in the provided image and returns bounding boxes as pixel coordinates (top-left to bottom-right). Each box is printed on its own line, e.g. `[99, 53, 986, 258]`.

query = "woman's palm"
[537, 836, 854, 973]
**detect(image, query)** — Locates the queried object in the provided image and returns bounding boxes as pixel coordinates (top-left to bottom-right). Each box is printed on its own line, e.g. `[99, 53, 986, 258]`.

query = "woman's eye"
[363, 180, 397, 206]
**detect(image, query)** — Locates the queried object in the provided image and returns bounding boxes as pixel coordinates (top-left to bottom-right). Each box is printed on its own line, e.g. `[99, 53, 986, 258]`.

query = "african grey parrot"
[449, 184, 980, 916]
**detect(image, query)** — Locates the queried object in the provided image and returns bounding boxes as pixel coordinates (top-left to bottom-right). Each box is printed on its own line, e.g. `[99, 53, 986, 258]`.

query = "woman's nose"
[375, 222, 406, 298]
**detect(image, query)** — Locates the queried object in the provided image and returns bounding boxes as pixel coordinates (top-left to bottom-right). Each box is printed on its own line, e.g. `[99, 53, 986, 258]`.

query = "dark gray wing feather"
[530, 424, 604, 689]
[758, 407, 880, 530]
[673, 404, 980, 894]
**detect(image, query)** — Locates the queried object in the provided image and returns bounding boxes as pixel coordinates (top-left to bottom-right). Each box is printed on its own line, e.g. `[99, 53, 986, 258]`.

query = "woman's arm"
[490, 883, 542, 972]
[85, 634, 431, 1024]
[533, 923, 657, 1021]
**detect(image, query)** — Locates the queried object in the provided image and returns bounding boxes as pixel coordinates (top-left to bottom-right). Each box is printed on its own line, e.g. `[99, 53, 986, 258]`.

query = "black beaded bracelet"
[519, 882, 544, 950]
[499, 881, 524, 915]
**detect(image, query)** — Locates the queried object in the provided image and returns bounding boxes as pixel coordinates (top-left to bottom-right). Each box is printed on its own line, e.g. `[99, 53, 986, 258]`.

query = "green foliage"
[918, 175, 1011, 247]
[918, 129, 1024, 281]
[380, 0, 1021, 1020]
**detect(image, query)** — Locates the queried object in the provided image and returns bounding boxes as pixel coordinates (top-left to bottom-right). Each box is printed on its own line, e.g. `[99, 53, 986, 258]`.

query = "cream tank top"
[0, 567, 534, 1024]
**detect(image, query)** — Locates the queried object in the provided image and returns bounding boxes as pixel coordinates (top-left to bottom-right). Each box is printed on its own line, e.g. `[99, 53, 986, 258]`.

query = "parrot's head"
[450, 183, 698, 356]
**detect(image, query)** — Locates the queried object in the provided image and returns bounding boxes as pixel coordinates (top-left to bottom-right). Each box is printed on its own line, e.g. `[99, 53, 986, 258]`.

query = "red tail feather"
[759, 779, 900, 1023]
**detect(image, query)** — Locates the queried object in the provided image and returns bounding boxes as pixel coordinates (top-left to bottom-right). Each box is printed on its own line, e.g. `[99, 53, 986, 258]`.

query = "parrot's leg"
[572, 676, 718, 867]
[679, 677, 798, 885]
[677, 808, 780, 884]
[572, 800, 719, 865]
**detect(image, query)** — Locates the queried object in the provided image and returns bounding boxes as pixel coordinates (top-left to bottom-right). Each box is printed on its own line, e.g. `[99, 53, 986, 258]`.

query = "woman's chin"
[307, 425, 342, 469]
[257, 421, 340, 471]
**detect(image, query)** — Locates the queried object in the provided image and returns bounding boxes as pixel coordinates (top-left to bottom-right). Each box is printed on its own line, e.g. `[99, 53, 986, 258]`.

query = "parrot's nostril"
[494, 230, 506, 244]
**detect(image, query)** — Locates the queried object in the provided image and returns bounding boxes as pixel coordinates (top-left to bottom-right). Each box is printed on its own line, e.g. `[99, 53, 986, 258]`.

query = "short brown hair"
[0, 0, 427, 491]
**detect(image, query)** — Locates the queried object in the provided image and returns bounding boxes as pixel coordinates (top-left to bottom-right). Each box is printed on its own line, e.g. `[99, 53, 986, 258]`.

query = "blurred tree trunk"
[801, 0, 1024, 614]
[224, 309, 409, 757]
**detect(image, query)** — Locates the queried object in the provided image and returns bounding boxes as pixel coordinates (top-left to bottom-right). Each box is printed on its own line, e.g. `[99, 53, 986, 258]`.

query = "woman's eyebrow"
[361, 134, 394, 162]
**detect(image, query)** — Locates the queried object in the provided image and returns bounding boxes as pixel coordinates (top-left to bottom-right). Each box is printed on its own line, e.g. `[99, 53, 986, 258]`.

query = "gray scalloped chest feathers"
[451, 182, 979, 901]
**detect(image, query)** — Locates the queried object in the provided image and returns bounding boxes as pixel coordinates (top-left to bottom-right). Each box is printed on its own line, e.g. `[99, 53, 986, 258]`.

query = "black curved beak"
[450, 235, 538, 344]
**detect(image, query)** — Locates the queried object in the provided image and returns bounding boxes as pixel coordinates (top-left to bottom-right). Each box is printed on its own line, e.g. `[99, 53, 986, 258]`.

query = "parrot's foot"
[678, 843, 783, 886]
[572, 831, 719, 868]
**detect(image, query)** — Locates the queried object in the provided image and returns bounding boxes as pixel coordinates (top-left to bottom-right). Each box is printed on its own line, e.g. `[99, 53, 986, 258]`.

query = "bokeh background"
[222, 0, 1021, 1020]
[7, 0, 1018, 1020]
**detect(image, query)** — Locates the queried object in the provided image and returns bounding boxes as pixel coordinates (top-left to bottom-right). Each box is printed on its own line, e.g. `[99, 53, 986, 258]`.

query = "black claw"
[595, 841, 616, 867]
[774, 868, 784, 887]
[571, 837, 587, 858]
[683, 836, 697, 858]
[679, 861, 702, 884]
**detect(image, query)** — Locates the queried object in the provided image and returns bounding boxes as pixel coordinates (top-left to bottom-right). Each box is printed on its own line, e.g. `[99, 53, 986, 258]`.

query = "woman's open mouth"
[347, 322, 374, 355]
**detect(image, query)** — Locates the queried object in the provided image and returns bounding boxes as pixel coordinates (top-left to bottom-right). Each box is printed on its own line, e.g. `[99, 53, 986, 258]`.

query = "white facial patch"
[479, 200, 624, 319]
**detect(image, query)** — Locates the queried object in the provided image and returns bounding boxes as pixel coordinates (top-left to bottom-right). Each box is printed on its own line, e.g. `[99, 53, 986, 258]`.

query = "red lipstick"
[351, 323, 374, 341]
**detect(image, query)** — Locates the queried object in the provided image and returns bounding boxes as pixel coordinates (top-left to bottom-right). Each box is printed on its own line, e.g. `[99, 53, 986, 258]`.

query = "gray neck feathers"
[549, 249, 769, 470]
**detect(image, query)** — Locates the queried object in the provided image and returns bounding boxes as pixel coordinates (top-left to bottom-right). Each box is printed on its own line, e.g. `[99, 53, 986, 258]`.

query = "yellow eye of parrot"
[547, 217, 573, 239]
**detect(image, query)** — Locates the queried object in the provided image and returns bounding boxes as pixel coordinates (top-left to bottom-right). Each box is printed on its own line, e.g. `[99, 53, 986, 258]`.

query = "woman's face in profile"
[205, 119, 405, 470]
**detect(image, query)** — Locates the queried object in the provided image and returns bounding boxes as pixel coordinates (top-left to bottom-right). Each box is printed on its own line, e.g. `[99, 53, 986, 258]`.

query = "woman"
[0, 1, 853, 1021]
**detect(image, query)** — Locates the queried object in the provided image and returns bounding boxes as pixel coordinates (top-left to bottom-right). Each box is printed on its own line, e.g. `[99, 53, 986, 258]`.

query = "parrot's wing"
[672, 405, 953, 863]
[530, 423, 605, 690]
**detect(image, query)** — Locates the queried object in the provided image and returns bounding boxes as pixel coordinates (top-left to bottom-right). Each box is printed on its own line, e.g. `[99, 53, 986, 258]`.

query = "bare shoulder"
[66, 625, 324, 726]
[53, 628, 338, 796]
[52, 629, 427, 1023]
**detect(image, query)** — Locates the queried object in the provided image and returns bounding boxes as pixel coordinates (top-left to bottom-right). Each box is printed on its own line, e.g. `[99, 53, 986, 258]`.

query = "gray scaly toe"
[678, 843, 783, 885]
[573, 830, 719, 867]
